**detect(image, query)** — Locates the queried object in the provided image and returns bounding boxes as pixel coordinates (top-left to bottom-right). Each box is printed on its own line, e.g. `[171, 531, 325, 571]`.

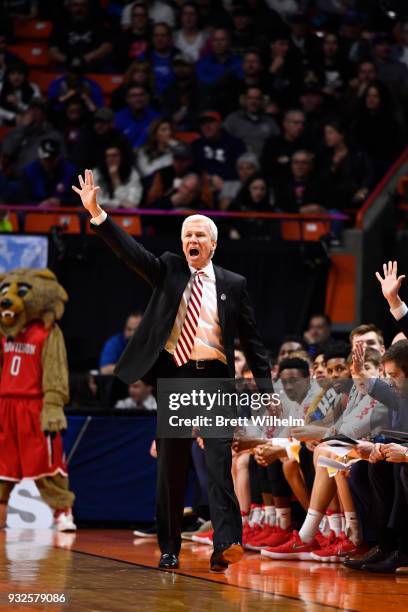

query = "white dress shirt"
[165, 261, 226, 363]
[91, 212, 226, 363]
[391, 301, 408, 320]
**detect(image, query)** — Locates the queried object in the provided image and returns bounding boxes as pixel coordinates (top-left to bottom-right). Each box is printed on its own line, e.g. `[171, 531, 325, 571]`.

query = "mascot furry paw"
[0, 268, 76, 531]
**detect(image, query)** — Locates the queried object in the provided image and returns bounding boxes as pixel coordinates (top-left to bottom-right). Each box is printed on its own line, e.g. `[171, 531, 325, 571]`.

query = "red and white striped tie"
[173, 271, 204, 367]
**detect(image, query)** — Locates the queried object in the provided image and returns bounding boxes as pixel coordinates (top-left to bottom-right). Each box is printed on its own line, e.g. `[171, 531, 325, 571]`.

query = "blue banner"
[0, 236, 48, 272]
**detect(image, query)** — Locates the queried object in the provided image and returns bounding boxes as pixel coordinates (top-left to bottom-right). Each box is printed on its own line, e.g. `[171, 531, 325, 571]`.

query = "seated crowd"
[1, 0, 408, 236]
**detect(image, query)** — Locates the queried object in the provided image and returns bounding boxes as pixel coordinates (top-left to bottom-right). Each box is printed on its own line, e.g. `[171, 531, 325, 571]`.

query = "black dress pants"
[154, 351, 242, 555]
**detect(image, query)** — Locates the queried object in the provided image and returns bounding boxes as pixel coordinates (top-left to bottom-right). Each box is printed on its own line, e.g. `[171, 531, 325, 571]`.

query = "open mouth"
[189, 248, 199, 257]
[0, 310, 16, 321]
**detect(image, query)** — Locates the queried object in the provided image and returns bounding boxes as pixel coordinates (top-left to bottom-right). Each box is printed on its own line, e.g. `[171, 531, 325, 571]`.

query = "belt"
[185, 359, 222, 370]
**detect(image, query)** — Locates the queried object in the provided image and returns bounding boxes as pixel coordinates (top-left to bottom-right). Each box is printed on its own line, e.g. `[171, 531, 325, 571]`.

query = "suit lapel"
[214, 265, 227, 338]
[172, 263, 191, 315]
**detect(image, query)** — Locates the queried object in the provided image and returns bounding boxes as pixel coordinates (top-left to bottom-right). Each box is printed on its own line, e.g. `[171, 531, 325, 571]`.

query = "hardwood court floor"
[1, 529, 408, 612]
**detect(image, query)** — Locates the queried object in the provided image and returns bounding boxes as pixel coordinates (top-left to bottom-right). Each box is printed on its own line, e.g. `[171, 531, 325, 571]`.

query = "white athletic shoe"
[54, 509, 77, 532]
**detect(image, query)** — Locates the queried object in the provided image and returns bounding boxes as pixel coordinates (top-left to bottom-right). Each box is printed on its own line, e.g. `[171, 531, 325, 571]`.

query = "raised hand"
[72, 169, 101, 217]
[375, 261, 405, 309]
[351, 341, 365, 376]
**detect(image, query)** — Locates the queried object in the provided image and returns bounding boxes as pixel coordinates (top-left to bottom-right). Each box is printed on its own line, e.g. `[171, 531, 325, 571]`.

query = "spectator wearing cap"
[196, 28, 243, 88]
[92, 142, 142, 209]
[111, 60, 155, 112]
[136, 117, 177, 180]
[49, 0, 113, 72]
[161, 53, 204, 132]
[19, 138, 76, 207]
[218, 152, 259, 210]
[115, 84, 159, 149]
[173, 2, 208, 63]
[121, 0, 175, 29]
[47, 65, 104, 115]
[261, 108, 307, 181]
[2, 99, 66, 178]
[142, 22, 178, 97]
[0, 62, 40, 126]
[145, 142, 212, 207]
[192, 110, 246, 182]
[115, 2, 151, 71]
[223, 87, 279, 158]
[371, 33, 408, 102]
[74, 107, 133, 170]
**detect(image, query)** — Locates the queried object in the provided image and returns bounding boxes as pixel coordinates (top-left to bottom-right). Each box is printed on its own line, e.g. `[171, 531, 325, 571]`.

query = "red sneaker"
[261, 530, 320, 561]
[192, 528, 213, 545]
[316, 529, 336, 548]
[311, 531, 357, 563]
[245, 525, 277, 550]
[260, 526, 293, 548]
[243, 522, 263, 548]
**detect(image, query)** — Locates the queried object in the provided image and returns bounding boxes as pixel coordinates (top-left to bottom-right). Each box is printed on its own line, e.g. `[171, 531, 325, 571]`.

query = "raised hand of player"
[375, 261, 405, 310]
[351, 341, 365, 376]
[72, 169, 101, 218]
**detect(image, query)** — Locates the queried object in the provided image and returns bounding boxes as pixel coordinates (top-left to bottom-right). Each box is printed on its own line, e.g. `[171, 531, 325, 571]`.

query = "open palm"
[375, 260, 405, 302]
[72, 169, 100, 215]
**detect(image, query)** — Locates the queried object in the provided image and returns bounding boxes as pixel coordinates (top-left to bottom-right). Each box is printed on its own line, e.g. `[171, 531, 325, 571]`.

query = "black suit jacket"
[93, 217, 272, 388]
[397, 313, 408, 339]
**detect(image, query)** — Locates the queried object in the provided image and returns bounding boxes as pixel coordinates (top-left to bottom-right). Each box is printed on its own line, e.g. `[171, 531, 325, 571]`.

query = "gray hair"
[181, 214, 218, 241]
[236, 152, 259, 170]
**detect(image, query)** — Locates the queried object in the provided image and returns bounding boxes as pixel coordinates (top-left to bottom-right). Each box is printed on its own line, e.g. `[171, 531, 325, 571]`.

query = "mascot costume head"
[0, 268, 68, 338]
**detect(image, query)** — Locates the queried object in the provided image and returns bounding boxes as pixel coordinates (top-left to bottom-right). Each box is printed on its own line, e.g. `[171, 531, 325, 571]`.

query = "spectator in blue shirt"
[47, 65, 104, 114]
[19, 137, 76, 207]
[144, 22, 178, 97]
[196, 28, 243, 88]
[192, 110, 246, 181]
[115, 84, 159, 148]
[99, 311, 143, 374]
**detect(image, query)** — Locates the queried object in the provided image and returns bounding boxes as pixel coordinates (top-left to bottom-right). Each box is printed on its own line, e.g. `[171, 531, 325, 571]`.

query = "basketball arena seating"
[2, 210, 143, 236]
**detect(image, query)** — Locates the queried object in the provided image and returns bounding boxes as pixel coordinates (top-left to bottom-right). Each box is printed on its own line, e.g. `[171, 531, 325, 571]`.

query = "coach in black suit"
[73, 170, 273, 572]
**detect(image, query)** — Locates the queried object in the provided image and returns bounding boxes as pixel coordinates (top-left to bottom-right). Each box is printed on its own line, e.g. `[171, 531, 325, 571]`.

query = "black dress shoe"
[363, 550, 408, 574]
[210, 543, 244, 572]
[343, 545, 388, 570]
[158, 553, 179, 569]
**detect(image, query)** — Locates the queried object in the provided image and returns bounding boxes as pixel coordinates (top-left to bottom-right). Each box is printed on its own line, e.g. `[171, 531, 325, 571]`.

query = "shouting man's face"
[182, 220, 216, 270]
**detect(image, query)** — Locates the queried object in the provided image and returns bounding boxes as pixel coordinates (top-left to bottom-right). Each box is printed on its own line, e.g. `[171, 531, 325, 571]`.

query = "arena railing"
[0, 205, 348, 243]
[355, 146, 408, 230]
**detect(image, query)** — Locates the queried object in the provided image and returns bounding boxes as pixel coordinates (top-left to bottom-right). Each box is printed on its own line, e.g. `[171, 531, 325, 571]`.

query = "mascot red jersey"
[0, 268, 75, 531]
